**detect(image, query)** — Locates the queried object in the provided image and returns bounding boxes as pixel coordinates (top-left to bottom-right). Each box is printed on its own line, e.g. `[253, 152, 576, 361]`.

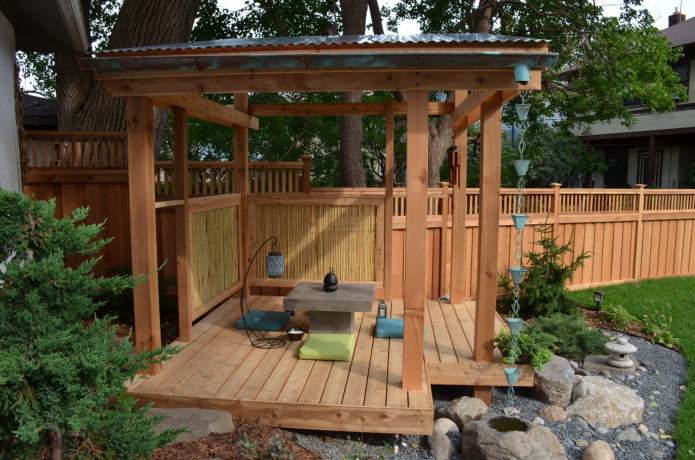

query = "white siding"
[0, 11, 21, 192]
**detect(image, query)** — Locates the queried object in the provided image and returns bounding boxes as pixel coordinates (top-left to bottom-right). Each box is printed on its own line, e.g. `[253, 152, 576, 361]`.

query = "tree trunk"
[426, 2, 494, 185]
[57, 0, 201, 133]
[338, 0, 369, 187]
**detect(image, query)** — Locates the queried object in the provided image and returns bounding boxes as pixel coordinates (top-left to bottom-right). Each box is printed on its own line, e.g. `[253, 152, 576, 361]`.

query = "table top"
[283, 282, 375, 312]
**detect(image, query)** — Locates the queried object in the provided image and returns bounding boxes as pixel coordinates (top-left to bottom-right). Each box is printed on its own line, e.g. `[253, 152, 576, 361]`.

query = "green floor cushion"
[375, 317, 404, 338]
[236, 310, 291, 331]
[298, 333, 355, 361]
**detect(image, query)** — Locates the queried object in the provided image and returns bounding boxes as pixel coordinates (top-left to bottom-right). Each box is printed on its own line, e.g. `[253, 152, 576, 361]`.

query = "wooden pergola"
[86, 34, 557, 401]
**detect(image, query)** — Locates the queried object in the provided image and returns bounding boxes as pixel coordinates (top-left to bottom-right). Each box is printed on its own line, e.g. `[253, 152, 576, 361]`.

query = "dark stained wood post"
[127, 96, 162, 374]
[403, 90, 429, 390]
[473, 91, 504, 403]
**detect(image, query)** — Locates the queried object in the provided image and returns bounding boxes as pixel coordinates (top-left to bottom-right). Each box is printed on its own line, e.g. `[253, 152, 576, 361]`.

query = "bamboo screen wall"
[254, 204, 377, 282]
[190, 206, 239, 319]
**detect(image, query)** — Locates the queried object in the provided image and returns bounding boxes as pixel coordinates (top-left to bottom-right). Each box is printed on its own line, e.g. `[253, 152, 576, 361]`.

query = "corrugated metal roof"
[98, 33, 550, 56]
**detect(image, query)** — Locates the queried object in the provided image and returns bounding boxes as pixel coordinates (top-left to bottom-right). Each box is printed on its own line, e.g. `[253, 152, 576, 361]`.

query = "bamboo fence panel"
[254, 204, 377, 282]
[190, 206, 239, 319]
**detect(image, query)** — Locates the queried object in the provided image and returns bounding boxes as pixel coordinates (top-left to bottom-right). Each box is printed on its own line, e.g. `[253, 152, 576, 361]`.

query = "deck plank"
[127, 295, 530, 435]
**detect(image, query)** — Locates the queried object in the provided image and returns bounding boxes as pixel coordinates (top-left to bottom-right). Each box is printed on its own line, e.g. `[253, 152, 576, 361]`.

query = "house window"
[673, 61, 689, 97]
[638, 151, 661, 187]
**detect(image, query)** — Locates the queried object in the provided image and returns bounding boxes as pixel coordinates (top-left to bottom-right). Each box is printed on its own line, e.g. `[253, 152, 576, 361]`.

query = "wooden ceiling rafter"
[151, 94, 259, 129]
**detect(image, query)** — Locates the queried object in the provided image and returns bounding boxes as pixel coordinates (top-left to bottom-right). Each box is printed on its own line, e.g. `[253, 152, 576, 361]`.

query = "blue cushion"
[236, 310, 291, 331]
[375, 317, 404, 338]
[298, 333, 355, 361]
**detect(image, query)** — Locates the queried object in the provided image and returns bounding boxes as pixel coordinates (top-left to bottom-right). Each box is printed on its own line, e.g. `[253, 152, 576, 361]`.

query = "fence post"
[438, 182, 450, 299]
[301, 155, 312, 192]
[550, 183, 562, 237]
[634, 184, 646, 280]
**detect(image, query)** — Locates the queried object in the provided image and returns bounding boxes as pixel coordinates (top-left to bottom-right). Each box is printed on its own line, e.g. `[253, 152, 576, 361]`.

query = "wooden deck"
[126, 296, 533, 435]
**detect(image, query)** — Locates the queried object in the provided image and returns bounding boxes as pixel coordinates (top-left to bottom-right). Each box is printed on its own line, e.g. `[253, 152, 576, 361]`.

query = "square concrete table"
[283, 282, 375, 334]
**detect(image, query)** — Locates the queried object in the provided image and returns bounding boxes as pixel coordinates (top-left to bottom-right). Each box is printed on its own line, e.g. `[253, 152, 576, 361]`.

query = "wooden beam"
[384, 99, 395, 301]
[248, 102, 454, 117]
[174, 106, 194, 342]
[151, 94, 258, 129]
[403, 91, 429, 390]
[103, 70, 544, 96]
[234, 93, 250, 296]
[450, 90, 469, 304]
[473, 91, 504, 366]
[452, 89, 518, 129]
[127, 96, 162, 374]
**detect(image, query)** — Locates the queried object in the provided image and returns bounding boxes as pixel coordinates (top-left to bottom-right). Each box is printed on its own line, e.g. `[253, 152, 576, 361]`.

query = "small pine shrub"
[499, 224, 590, 318]
[0, 190, 180, 459]
[525, 312, 610, 361]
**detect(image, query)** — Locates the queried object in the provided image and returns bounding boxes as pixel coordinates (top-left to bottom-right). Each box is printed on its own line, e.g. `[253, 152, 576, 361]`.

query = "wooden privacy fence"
[23, 132, 695, 306]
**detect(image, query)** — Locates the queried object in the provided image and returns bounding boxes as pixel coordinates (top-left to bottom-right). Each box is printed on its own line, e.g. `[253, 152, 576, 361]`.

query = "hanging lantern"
[509, 266, 528, 285]
[265, 238, 284, 278]
[513, 159, 530, 177]
[506, 317, 524, 336]
[504, 367, 521, 386]
[511, 214, 529, 231]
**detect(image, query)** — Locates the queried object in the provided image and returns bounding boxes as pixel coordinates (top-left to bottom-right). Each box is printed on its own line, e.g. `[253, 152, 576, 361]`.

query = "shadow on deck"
[126, 296, 533, 435]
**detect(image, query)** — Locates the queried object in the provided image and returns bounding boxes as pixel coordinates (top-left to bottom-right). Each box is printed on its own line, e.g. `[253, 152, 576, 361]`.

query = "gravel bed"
[292, 331, 687, 459]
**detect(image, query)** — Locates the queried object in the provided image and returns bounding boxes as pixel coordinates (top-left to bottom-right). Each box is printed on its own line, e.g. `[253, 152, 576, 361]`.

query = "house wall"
[0, 11, 21, 192]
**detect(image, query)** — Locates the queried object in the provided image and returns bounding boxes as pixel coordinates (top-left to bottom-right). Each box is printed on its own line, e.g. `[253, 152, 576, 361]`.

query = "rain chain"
[504, 91, 532, 406]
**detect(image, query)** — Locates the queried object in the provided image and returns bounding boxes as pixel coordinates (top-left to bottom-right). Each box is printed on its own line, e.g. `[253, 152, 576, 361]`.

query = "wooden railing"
[25, 131, 128, 168]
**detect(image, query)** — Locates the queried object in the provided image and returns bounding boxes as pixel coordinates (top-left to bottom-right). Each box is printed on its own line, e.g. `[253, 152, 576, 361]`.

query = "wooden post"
[127, 96, 162, 374]
[384, 99, 395, 301]
[551, 183, 562, 238]
[634, 184, 646, 280]
[450, 90, 469, 303]
[402, 91, 429, 390]
[438, 182, 450, 299]
[173, 106, 193, 342]
[234, 93, 250, 291]
[301, 155, 312, 192]
[473, 91, 503, 404]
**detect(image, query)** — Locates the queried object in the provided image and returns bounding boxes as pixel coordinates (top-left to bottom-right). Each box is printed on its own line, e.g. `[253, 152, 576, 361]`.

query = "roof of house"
[0, 0, 89, 53]
[663, 16, 695, 47]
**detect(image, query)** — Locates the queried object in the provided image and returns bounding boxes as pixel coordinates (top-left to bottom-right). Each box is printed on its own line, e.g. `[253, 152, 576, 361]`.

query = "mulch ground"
[152, 418, 322, 460]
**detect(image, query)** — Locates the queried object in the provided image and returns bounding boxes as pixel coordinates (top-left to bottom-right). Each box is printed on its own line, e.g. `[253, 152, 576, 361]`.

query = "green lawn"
[566, 276, 695, 459]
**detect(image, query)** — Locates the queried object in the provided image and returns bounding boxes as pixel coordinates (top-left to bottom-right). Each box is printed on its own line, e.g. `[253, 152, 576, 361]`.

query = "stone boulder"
[461, 415, 567, 460]
[566, 376, 643, 429]
[534, 355, 575, 408]
[539, 405, 567, 422]
[441, 396, 488, 430]
[582, 440, 615, 460]
[428, 418, 461, 460]
[146, 408, 235, 444]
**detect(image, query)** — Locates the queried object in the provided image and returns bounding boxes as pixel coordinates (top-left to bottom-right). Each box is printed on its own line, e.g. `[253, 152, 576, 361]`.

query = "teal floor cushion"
[375, 317, 404, 338]
[298, 333, 355, 361]
[236, 310, 291, 331]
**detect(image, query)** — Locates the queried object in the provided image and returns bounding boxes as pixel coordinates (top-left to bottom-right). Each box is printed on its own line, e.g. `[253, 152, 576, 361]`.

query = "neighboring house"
[580, 9, 695, 189]
[22, 94, 58, 130]
[0, 0, 89, 191]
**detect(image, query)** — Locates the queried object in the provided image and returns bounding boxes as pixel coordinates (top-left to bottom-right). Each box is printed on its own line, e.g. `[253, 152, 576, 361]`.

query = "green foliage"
[525, 313, 611, 361]
[0, 190, 180, 458]
[393, 0, 687, 130]
[641, 304, 680, 348]
[499, 224, 590, 318]
[493, 328, 555, 371]
[601, 304, 638, 331]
